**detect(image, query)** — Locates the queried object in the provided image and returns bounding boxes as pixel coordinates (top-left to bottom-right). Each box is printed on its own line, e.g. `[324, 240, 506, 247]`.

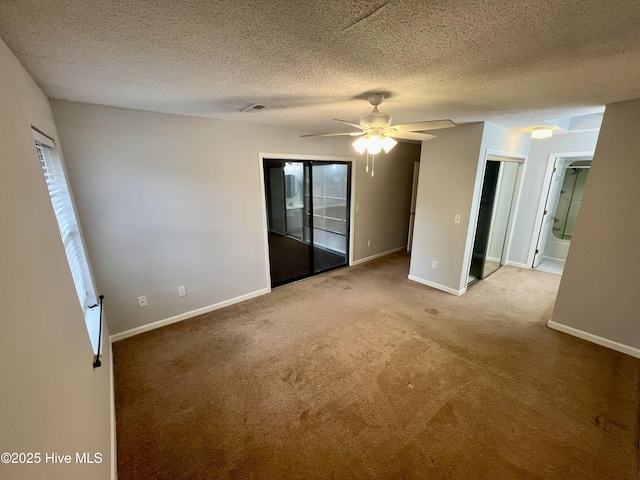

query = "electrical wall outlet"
[137, 295, 148, 308]
[432, 260, 438, 269]
[177, 285, 187, 297]
[367, 240, 372, 247]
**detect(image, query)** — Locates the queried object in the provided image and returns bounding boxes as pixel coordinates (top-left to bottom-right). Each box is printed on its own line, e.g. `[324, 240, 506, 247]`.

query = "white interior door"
[533, 159, 563, 267]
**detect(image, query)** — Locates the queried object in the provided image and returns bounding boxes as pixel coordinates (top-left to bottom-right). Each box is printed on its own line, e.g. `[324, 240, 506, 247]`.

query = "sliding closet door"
[468, 160, 500, 284]
[311, 163, 350, 273]
[264, 160, 312, 286]
[468, 158, 521, 287]
[264, 159, 351, 287]
[265, 162, 286, 235]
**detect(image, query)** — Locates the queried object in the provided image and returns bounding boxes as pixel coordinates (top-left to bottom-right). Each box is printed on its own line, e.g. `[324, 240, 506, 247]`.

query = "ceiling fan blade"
[301, 131, 364, 137]
[334, 119, 366, 130]
[393, 120, 456, 132]
[392, 131, 437, 141]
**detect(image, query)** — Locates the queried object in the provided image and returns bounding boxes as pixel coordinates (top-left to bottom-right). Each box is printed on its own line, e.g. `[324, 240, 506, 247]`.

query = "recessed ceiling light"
[531, 127, 553, 139]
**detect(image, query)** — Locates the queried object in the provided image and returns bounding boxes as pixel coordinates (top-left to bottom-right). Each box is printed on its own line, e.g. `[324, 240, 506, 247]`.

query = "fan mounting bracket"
[367, 93, 385, 106]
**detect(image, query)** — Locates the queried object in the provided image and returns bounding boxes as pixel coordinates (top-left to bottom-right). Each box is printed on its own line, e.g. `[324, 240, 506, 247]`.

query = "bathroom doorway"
[263, 158, 352, 287]
[533, 155, 592, 275]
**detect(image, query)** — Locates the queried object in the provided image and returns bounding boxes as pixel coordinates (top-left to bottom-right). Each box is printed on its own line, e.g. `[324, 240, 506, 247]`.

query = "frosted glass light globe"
[367, 135, 382, 155]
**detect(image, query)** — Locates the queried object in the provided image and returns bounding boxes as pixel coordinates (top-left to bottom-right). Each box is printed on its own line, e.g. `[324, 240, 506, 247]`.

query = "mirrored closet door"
[264, 159, 351, 287]
[468, 158, 521, 287]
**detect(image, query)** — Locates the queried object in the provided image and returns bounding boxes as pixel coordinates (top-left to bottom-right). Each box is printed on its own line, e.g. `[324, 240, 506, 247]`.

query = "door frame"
[407, 160, 420, 252]
[258, 152, 356, 290]
[460, 150, 526, 292]
[527, 150, 594, 268]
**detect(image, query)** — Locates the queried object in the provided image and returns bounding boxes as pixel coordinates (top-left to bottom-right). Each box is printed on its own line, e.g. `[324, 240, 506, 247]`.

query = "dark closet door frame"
[258, 153, 356, 290]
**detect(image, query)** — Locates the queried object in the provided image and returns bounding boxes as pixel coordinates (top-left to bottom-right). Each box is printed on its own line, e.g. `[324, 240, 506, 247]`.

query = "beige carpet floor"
[113, 252, 640, 479]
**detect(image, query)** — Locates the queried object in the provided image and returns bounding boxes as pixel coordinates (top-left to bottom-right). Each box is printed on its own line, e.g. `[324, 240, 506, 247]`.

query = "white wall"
[550, 99, 640, 356]
[0, 40, 112, 480]
[409, 123, 485, 294]
[508, 130, 600, 266]
[409, 122, 529, 295]
[51, 101, 418, 336]
[353, 142, 421, 262]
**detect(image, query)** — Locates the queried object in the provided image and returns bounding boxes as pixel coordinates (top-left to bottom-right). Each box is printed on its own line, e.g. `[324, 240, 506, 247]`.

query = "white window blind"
[35, 135, 100, 353]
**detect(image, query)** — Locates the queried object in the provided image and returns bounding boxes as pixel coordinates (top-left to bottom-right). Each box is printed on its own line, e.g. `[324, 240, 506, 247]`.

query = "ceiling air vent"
[241, 103, 268, 112]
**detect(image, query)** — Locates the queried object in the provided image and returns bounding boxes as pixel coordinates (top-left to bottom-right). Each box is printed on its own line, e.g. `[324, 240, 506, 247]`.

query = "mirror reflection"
[468, 159, 520, 286]
[551, 161, 590, 240]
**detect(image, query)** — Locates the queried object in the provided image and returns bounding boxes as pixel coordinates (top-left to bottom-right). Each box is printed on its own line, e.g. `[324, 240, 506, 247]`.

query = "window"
[34, 129, 100, 354]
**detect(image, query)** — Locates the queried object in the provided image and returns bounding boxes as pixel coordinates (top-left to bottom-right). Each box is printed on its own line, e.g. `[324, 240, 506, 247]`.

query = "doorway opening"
[467, 156, 522, 287]
[263, 158, 352, 287]
[533, 154, 592, 275]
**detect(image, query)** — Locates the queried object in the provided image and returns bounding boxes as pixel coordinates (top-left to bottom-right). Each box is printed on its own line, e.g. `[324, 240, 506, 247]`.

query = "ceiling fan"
[302, 93, 456, 176]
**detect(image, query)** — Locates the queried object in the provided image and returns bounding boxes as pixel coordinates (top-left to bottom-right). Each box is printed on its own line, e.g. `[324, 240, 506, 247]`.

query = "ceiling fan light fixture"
[531, 127, 553, 139]
[367, 135, 383, 155]
[381, 136, 397, 153]
[353, 134, 397, 155]
[353, 136, 368, 154]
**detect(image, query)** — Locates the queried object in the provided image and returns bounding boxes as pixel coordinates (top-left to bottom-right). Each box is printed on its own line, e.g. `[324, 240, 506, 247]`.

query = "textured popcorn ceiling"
[1, 0, 639, 133]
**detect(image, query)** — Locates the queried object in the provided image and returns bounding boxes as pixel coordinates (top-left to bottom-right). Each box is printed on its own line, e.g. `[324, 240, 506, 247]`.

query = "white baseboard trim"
[547, 320, 640, 359]
[542, 256, 566, 263]
[486, 256, 501, 263]
[352, 246, 407, 266]
[408, 274, 466, 296]
[506, 261, 530, 268]
[110, 288, 270, 342]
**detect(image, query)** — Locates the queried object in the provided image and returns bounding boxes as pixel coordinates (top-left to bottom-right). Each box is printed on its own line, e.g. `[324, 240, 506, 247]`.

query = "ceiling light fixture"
[303, 93, 456, 178]
[367, 135, 383, 155]
[353, 136, 368, 154]
[352, 134, 398, 178]
[352, 134, 397, 155]
[381, 136, 397, 153]
[531, 127, 553, 139]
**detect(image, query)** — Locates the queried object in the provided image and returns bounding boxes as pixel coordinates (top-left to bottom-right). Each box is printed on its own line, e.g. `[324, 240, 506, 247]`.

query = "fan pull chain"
[366, 153, 369, 173]
[372, 155, 375, 177]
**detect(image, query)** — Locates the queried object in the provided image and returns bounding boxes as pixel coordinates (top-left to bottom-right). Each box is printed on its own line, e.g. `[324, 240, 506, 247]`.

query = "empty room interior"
[2, 1, 640, 479]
